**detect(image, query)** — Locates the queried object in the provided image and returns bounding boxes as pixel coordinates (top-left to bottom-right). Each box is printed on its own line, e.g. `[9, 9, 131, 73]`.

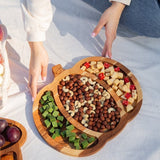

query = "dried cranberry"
[125, 93, 131, 99]
[124, 77, 130, 83]
[122, 100, 128, 106]
[114, 67, 120, 72]
[98, 73, 105, 80]
[130, 84, 135, 90]
[104, 62, 110, 69]
[84, 62, 90, 68]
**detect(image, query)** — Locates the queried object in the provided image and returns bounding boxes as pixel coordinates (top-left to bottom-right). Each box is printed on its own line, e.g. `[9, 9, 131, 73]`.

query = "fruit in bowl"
[0, 119, 21, 148]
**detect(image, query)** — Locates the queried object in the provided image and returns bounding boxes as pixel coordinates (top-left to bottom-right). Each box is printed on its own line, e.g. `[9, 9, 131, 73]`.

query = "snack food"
[39, 91, 96, 150]
[58, 74, 122, 132]
[81, 61, 138, 112]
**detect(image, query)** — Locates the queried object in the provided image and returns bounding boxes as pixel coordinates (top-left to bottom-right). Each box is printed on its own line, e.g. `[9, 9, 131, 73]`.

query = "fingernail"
[32, 97, 34, 102]
[42, 77, 46, 81]
[91, 32, 96, 38]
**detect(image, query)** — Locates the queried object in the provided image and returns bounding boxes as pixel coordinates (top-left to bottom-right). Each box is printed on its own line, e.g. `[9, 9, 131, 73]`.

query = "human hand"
[28, 42, 48, 101]
[92, 2, 125, 58]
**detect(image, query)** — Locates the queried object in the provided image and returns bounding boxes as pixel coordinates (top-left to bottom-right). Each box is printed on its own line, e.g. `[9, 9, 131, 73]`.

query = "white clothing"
[21, 0, 130, 41]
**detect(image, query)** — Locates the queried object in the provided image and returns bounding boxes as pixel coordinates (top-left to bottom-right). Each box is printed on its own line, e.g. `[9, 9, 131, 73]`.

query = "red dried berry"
[122, 100, 128, 106]
[114, 67, 120, 72]
[98, 73, 105, 80]
[124, 77, 130, 83]
[84, 62, 90, 69]
[125, 93, 131, 99]
[130, 84, 135, 90]
[104, 62, 110, 69]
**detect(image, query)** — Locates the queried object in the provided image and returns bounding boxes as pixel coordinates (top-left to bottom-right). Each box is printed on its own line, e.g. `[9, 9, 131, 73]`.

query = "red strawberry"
[0, 26, 3, 41]
[124, 77, 130, 83]
[114, 67, 120, 72]
[125, 93, 131, 99]
[130, 84, 135, 90]
[98, 73, 105, 80]
[104, 62, 110, 69]
[122, 100, 128, 106]
[84, 62, 90, 69]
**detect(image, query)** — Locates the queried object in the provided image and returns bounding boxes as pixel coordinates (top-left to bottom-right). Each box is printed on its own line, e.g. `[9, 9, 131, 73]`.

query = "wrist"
[111, 1, 125, 12]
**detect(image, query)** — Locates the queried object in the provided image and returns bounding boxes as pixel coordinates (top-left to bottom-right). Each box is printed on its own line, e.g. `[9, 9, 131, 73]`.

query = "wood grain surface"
[32, 56, 143, 157]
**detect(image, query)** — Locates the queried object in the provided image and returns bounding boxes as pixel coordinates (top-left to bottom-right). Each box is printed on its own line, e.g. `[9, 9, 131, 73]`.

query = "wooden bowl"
[33, 56, 143, 157]
[0, 118, 27, 160]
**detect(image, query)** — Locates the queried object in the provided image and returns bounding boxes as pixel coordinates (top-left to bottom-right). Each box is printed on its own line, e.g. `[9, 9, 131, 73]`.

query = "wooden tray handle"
[52, 64, 64, 77]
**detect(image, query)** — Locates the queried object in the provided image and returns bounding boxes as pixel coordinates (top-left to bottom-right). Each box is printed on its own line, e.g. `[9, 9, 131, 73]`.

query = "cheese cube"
[126, 104, 134, 112]
[94, 68, 99, 73]
[112, 72, 118, 79]
[121, 94, 126, 100]
[87, 68, 94, 73]
[97, 62, 104, 69]
[126, 82, 131, 88]
[118, 84, 123, 90]
[117, 72, 123, 79]
[105, 72, 110, 77]
[119, 80, 124, 86]
[107, 78, 115, 85]
[110, 70, 114, 76]
[112, 85, 118, 91]
[132, 90, 138, 100]
[116, 89, 123, 97]
[100, 67, 105, 73]
[113, 79, 120, 86]
[90, 61, 96, 66]
[104, 76, 109, 81]
[109, 66, 114, 71]
[122, 85, 130, 93]
[128, 97, 134, 104]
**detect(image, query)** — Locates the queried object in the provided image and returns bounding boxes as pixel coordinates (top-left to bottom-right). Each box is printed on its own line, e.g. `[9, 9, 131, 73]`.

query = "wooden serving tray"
[0, 118, 27, 160]
[33, 56, 143, 157]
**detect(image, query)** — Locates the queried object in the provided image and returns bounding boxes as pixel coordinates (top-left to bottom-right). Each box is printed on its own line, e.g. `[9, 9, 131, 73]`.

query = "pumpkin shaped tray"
[33, 56, 143, 157]
[0, 118, 27, 160]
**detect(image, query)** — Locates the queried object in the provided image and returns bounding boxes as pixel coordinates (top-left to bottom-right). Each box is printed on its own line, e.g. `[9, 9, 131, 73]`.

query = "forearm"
[21, 0, 53, 42]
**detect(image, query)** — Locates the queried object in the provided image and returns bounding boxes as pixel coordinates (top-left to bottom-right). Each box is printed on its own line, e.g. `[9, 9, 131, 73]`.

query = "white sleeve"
[21, 0, 53, 42]
[109, 0, 131, 6]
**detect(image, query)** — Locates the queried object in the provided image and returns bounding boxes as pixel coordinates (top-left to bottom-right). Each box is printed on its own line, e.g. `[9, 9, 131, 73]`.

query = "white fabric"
[0, 0, 160, 160]
[21, 0, 53, 41]
[110, 0, 131, 6]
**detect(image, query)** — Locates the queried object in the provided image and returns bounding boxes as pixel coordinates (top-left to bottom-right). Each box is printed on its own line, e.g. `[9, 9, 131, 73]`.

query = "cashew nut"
[64, 104, 69, 111]
[63, 76, 70, 81]
[62, 86, 69, 92]
[108, 107, 116, 113]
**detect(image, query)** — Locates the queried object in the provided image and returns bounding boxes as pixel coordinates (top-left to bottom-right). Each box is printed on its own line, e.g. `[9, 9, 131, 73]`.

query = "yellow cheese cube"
[116, 89, 123, 97]
[112, 85, 118, 91]
[107, 78, 115, 85]
[113, 79, 120, 86]
[97, 62, 104, 69]
[128, 97, 134, 104]
[122, 85, 130, 93]
[126, 82, 131, 88]
[117, 72, 123, 79]
[104, 76, 109, 81]
[126, 104, 134, 112]
[119, 80, 124, 86]
[112, 72, 118, 79]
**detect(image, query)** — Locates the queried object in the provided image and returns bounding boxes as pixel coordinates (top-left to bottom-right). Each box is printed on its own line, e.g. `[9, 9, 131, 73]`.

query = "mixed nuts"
[81, 61, 138, 112]
[58, 74, 122, 132]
